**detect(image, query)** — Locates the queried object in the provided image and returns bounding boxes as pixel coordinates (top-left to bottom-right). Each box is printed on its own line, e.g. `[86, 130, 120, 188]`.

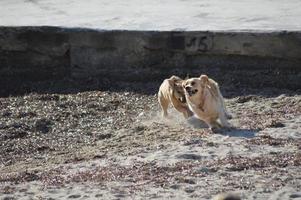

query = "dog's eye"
[191, 82, 195, 86]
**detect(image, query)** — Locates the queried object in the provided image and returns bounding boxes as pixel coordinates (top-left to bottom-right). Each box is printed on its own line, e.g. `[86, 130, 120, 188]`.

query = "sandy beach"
[0, 80, 300, 199]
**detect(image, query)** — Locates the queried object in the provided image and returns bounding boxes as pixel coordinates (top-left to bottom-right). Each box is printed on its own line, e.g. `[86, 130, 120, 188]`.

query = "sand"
[0, 83, 300, 199]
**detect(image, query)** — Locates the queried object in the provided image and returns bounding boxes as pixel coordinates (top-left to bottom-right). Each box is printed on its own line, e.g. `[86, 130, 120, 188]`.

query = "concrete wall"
[0, 26, 301, 93]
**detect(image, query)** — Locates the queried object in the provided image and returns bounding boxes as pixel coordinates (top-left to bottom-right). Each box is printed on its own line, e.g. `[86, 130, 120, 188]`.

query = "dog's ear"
[169, 75, 181, 82]
[167, 79, 175, 87]
[206, 78, 220, 100]
[200, 74, 209, 85]
[167, 79, 175, 96]
[168, 79, 179, 92]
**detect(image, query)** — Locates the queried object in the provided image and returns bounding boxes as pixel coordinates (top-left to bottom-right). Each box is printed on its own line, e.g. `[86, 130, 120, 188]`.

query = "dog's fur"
[203, 76, 232, 119]
[158, 76, 193, 118]
[182, 74, 231, 130]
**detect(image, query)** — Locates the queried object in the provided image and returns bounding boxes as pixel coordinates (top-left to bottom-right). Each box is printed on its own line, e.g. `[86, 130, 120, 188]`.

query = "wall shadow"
[1, 66, 301, 98]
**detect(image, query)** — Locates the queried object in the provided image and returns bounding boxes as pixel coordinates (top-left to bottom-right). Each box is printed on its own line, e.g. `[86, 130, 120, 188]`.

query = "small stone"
[2, 197, 16, 200]
[196, 167, 217, 174]
[184, 187, 195, 193]
[183, 179, 196, 184]
[138, 112, 145, 118]
[170, 184, 180, 189]
[133, 125, 146, 132]
[176, 153, 203, 160]
[213, 193, 241, 200]
[68, 194, 81, 198]
[290, 192, 301, 198]
[269, 121, 285, 128]
[183, 138, 202, 146]
[34, 118, 53, 133]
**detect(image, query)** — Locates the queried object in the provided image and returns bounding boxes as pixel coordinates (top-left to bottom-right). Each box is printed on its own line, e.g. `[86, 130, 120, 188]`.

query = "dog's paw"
[210, 127, 222, 133]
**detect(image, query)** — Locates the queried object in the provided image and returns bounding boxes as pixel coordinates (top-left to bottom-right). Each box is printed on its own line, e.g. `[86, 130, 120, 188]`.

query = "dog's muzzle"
[185, 86, 198, 96]
[179, 96, 186, 103]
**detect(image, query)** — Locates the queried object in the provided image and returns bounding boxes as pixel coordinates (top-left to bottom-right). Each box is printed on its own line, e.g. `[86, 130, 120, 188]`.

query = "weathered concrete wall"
[0, 27, 70, 81]
[0, 26, 301, 94]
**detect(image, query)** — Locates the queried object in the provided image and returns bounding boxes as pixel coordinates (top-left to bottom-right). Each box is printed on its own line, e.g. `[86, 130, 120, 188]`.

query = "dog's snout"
[185, 86, 191, 91]
[180, 97, 186, 103]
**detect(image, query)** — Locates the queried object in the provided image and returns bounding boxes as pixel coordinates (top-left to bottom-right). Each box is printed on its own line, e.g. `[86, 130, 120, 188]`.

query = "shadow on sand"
[219, 128, 257, 138]
[187, 116, 257, 138]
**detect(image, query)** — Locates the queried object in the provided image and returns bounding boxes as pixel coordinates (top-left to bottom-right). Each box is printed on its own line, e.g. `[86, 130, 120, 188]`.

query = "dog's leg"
[218, 111, 231, 128]
[207, 119, 222, 133]
[168, 94, 192, 119]
[175, 106, 193, 119]
[221, 97, 232, 119]
[158, 94, 169, 118]
[225, 111, 233, 119]
[186, 109, 194, 118]
[221, 98, 232, 119]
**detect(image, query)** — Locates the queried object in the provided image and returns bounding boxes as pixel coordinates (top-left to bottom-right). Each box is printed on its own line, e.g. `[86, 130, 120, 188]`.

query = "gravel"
[0, 82, 300, 199]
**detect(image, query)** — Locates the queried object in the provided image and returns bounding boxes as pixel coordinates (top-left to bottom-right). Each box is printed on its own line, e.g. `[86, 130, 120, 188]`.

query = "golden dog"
[158, 75, 193, 118]
[182, 74, 231, 131]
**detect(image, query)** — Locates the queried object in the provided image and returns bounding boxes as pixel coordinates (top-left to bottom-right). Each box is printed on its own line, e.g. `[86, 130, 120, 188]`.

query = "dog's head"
[182, 75, 209, 97]
[168, 76, 186, 103]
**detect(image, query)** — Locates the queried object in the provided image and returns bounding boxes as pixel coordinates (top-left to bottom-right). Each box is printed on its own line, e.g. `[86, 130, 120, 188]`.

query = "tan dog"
[182, 74, 231, 130]
[158, 76, 193, 118]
